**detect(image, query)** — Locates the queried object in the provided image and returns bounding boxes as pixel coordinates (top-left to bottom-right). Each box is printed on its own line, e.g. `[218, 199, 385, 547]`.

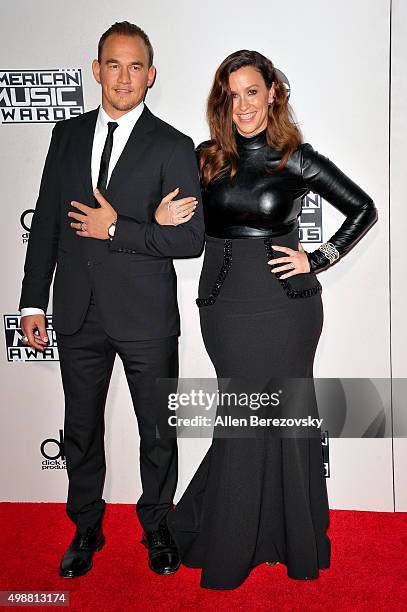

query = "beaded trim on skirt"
[196, 237, 322, 307]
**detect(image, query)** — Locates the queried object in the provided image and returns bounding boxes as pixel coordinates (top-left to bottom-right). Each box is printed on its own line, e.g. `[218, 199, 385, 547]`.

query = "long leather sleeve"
[19, 122, 62, 311]
[301, 143, 378, 272]
[109, 136, 204, 257]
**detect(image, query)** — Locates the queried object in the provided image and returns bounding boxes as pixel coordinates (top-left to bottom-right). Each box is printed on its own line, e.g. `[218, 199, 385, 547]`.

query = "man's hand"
[21, 314, 49, 352]
[68, 189, 117, 239]
[155, 187, 198, 226]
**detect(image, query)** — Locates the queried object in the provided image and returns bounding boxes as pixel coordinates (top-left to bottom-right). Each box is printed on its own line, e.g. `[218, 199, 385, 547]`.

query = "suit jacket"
[19, 105, 205, 340]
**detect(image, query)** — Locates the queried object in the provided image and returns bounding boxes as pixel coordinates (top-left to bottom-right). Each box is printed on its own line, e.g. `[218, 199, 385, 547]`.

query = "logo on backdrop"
[40, 429, 66, 471]
[272, 69, 322, 245]
[275, 67, 291, 99]
[321, 430, 330, 478]
[299, 193, 323, 243]
[0, 69, 84, 123]
[20, 208, 34, 244]
[3, 314, 59, 361]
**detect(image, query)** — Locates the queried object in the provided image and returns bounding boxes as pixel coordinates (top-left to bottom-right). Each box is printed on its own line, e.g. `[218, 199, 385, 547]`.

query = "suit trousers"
[56, 293, 179, 533]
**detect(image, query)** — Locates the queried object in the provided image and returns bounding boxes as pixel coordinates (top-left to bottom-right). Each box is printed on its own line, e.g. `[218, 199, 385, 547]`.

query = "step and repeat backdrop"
[0, 0, 405, 511]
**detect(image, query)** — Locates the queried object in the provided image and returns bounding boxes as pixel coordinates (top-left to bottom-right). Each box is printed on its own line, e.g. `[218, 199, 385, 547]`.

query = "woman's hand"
[267, 242, 310, 279]
[154, 187, 198, 226]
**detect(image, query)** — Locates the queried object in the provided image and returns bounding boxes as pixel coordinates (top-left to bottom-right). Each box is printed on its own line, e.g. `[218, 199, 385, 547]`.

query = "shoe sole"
[59, 539, 105, 578]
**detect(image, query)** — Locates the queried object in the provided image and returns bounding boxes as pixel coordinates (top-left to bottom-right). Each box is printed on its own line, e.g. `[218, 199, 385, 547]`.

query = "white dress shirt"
[21, 102, 145, 318]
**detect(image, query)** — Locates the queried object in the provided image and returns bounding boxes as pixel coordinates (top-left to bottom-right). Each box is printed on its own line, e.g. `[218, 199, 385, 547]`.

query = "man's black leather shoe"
[142, 522, 180, 575]
[59, 526, 105, 578]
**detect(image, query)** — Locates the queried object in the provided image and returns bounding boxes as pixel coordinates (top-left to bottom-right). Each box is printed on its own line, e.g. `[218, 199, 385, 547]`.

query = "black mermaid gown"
[166, 129, 377, 589]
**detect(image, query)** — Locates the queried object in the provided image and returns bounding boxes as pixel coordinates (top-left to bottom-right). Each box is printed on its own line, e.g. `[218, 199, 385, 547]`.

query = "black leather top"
[198, 129, 378, 271]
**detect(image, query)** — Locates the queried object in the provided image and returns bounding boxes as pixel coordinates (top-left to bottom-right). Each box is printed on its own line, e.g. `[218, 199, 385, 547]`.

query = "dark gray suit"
[19, 105, 204, 531]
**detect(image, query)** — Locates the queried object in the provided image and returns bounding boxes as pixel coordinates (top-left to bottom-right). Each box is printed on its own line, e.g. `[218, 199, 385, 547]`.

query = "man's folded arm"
[19, 122, 62, 311]
[109, 136, 205, 257]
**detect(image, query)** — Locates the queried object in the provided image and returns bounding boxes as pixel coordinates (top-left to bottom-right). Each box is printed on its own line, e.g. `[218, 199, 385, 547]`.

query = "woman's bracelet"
[317, 242, 340, 264]
[306, 242, 340, 273]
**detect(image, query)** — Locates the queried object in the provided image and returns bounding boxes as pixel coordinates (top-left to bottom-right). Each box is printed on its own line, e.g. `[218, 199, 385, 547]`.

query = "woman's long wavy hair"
[200, 50, 302, 189]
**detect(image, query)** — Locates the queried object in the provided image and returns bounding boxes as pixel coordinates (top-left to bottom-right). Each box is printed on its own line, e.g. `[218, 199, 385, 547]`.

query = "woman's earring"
[268, 97, 275, 106]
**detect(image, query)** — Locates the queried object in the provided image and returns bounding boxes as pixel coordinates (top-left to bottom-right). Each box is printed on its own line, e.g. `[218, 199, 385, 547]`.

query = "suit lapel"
[105, 105, 156, 201]
[73, 108, 99, 205]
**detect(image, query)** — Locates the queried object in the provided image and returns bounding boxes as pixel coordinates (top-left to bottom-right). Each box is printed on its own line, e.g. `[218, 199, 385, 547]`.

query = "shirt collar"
[97, 101, 145, 131]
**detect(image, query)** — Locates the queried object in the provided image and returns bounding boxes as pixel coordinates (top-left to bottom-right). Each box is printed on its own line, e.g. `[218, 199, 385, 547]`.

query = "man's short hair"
[98, 21, 154, 67]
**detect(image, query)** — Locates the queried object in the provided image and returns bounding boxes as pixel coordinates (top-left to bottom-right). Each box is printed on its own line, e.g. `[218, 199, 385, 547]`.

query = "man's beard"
[111, 98, 139, 112]
[108, 90, 142, 112]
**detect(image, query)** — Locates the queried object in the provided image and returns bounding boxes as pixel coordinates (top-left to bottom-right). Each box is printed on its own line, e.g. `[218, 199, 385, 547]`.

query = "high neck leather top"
[235, 128, 268, 150]
[199, 128, 310, 239]
[197, 131, 377, 270]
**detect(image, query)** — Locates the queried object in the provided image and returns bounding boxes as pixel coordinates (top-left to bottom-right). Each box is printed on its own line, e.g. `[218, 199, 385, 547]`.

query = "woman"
[164, 50, 378, 589]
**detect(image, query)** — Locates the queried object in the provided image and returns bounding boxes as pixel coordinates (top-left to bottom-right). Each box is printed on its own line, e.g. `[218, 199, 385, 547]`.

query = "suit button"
[118, 248, 123, 252]
[87, 261, 92, 266]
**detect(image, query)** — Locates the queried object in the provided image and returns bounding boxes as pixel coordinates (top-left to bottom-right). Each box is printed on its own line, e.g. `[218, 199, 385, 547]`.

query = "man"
[19, 21, 204, 578]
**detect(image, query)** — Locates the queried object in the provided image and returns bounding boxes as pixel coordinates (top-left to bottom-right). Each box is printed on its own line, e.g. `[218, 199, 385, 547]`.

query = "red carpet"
[0, 504, 406, 611]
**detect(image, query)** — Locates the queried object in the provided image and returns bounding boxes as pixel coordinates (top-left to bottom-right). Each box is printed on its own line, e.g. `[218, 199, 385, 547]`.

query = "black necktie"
[97, 121, 118, 195]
